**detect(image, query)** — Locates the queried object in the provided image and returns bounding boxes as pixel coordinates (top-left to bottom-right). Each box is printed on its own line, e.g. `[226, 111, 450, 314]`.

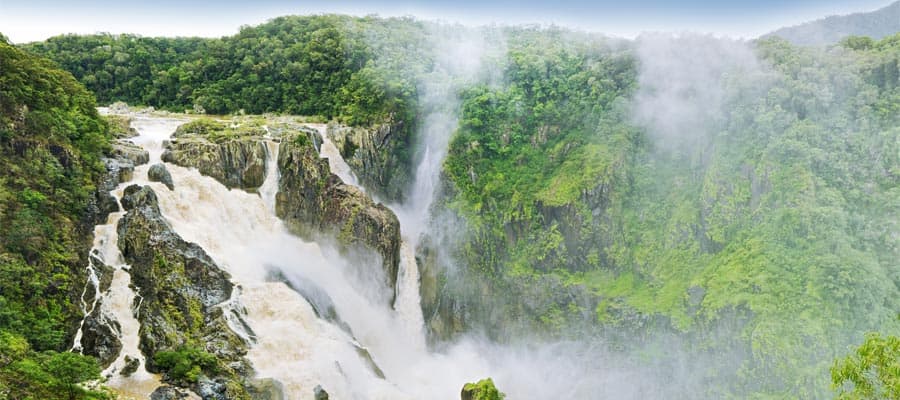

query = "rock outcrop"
[162, 137, 268, 190]
[150, 386, 191, 400]
[79, 298, 122, 368]
[117, 185, 253, 398]
[461, 378, 504, 400]
[148, 163, 175, 190]
[327, 120, 411, 202]
[276, 133, 401, 302]
[111, 140, 149, 165]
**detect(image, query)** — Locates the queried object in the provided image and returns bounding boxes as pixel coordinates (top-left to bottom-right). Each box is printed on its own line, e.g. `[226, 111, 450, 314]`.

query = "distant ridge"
[765, 1, 900, 45]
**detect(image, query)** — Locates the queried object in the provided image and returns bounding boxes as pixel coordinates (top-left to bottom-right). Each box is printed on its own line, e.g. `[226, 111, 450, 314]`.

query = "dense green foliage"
[832, 332, 900, 399]
[24, 15, 435, 201]
[13, 14, 900, 399]
[22, 15, 428, 125]
[153, 345, 219, 383]
[0, 40, 110, 399]
[461, 378, 505, 400]
[1, 331, 105, 400]
[442, 32, 900, 397]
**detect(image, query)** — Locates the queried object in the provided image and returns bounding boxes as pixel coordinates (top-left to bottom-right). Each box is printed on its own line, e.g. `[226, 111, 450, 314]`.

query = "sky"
[0, 0, 895, 43]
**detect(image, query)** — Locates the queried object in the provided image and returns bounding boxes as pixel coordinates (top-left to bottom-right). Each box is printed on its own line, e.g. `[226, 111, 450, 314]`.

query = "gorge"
[0, 3, 899, 399]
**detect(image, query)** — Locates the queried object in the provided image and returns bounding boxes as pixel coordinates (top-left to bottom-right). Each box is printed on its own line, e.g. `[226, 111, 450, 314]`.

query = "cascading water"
[78, 112, 615, 400]
[68, 117, 188, 399]
[317, 126, 426, 351]
[70, 252, 101, 352]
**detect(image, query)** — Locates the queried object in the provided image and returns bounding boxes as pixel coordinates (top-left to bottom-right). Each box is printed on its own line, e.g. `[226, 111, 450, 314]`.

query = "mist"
[631, 33, 771, 152]
[19, 5, 898, 399]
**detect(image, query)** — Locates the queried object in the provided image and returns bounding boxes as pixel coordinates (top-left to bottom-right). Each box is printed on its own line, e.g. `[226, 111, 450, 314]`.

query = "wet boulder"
[148, 163, 174, 190]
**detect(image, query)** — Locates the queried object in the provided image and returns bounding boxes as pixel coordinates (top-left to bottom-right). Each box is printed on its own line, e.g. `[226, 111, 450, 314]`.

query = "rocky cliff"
[162, 137, 268, 190]
[117, 185, 254, 399]
[327, 120, 411, 202]
[275, 132, 402, 302]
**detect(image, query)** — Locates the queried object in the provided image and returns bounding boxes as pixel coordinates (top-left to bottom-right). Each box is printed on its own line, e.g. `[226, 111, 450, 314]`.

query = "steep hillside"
[766, 1, 900, 45]
[16, 15, 900, 398]
[0, 39, 111, 399]
[436, 32, 900, 397]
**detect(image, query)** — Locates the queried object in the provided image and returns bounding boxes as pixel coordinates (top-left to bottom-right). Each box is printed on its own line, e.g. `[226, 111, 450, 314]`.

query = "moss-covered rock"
[276, 131, 401, 302]
[117, 185, 253, 398]
[162, 136, 268, 190]
[461, 378, 504, 400]
[111, 140, 150, 166]
[104, 115, 139, 139]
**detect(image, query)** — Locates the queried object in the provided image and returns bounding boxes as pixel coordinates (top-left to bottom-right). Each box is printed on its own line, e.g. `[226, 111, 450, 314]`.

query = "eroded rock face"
[327, 121, 411, 203]
[275, 135, 401, 301]
[117, 185, 252, 398]
[162, 137, 268, 190]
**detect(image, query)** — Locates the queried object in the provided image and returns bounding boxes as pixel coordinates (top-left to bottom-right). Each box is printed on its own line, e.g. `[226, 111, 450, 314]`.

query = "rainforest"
[0, 2, 898, 399]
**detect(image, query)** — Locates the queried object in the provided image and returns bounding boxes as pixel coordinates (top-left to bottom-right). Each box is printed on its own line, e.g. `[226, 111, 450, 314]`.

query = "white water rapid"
[316, 125, 426, 352]
[69, 117, 187, 399]
[105, 118, 492, 399]
[74, 114, 610, 400]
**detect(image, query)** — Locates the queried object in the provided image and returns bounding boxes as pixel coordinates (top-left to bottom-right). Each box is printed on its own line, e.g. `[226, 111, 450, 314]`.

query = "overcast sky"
[0, 0, 895, 43]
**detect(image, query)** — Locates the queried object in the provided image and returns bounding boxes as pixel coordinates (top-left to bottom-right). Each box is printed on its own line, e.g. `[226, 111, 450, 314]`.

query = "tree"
[832, 333, 900, 399]
[44, 352, 102, 400]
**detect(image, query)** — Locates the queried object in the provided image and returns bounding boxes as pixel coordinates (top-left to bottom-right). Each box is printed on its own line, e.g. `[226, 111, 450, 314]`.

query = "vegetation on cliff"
[441, 31, 900, 397]
[8, 13, 900, 399]
[0, 40, 110, 399]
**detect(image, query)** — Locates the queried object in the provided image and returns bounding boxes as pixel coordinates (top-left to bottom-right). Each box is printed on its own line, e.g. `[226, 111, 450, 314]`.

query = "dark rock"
[81, 154, 132, 232]
[150, 385, 190, 400]
[104, 157, 135, 184]
[276, 134, 401, 303]
[148, 163, 175, 190]
[79, 299, 122, 368]
[314, 385, 329, 400]
[117, 185, 252, 397]
[120, 184, 155, 211]
[162, 137, 268, 190]
[121, 355, 140, 377]
[328, 121, 412, 203]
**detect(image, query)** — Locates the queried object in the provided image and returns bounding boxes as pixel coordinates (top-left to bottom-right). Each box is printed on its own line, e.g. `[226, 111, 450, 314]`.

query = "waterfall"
[259, 139, 280, 212]
[73, 117, 187, 398]
[317, 125, 427, 352]
[70, 252, 101, 352]
[82, 114, 619, 400]
[315, 124, 362, 189]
